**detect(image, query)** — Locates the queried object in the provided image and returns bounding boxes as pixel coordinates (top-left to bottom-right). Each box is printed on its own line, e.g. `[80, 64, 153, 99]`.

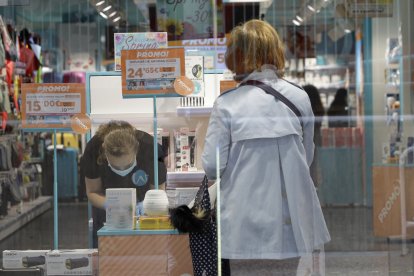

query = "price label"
[126, 59, 181, 80]
[21, 83, 86, 130]
[122, 48, 185, 97]
[25, 93, 81, 114]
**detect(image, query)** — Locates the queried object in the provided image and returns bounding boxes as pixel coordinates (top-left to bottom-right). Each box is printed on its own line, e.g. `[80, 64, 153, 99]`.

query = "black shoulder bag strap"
[239, 80, 303, 128]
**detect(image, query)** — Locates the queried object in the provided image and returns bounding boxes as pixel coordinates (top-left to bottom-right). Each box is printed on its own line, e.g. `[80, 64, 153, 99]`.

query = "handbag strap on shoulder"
[239, 80, 303, 128]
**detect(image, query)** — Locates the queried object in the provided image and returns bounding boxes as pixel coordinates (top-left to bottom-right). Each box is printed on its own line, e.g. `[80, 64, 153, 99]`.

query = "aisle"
[0, 202, 88, 254]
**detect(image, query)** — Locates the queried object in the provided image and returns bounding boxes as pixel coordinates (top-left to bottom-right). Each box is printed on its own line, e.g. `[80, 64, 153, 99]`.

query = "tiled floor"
[0, 204, 413, 275]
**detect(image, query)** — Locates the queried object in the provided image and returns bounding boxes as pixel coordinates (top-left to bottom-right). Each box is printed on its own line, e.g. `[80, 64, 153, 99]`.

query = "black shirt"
[80, 129, 167, 202]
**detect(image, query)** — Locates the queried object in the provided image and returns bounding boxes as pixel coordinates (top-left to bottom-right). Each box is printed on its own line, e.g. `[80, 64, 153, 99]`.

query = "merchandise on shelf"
[173, 128, 196, 172]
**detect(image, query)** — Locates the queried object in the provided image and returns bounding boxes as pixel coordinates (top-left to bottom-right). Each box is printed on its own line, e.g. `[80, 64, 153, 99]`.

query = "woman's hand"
[85, 177, 106, 209]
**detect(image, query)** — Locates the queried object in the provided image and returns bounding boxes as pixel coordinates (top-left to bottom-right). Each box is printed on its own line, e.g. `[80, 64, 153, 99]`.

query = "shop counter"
[317, 147, 363, 206]
[98, 227, 194, 276]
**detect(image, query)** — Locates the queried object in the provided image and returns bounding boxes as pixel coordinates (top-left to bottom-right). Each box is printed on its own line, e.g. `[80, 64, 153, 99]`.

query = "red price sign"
[121, 48, 185, 97]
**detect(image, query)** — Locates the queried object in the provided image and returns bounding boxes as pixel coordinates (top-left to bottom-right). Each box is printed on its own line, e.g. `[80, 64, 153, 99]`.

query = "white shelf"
[176, 106, 213, 117]
[167, 170, 205, 181]
[304, 64, 350, 71]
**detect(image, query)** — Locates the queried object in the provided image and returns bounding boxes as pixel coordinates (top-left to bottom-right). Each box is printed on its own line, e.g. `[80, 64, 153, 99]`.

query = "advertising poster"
[114, 32, 168, 71]
[121, 48, 185, 97]
[169, 36, 228, 71]
[156, 0, 223, 40]
[184, 56, 204, 97]
[21, 83, 86, 130]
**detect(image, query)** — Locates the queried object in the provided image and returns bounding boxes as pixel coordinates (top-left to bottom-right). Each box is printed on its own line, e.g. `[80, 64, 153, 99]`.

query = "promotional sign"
[114, 32, 168, 71]
[121, 48, 186, 97]
[184, 56, 204, 97]
[21, 83, 86, 130]
[156, 0, 216, 40]
[169, 37, 228, 71]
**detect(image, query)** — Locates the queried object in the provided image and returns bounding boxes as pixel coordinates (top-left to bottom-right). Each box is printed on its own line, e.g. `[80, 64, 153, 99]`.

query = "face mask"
[108, 159, 137, 177]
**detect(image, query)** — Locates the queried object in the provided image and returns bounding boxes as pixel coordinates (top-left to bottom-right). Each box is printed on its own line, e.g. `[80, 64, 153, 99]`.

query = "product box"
[105, 188, 136, 230]
[185, 56, 205, 98]
[46, 249, 98, 275]
[3, 250, 49, 270]
[174, 128, 197, 171]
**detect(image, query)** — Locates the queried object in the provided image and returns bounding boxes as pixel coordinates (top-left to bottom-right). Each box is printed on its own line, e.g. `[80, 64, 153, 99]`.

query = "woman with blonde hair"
[202, 19, 330, 275]
[80, 120, 167, 247]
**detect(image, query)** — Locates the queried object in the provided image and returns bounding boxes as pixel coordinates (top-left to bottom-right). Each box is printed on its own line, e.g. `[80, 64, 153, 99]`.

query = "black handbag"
[169, 175, 217, 276]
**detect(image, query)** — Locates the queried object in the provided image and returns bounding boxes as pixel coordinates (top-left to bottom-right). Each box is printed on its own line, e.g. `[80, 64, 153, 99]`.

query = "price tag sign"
[21, 83, 86, 130]
[121, 48, 185, 97]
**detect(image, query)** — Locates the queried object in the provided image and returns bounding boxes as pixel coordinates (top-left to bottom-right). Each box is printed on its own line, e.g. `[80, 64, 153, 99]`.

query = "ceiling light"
[102, 5, 112, 12]
[113, 16, 121, 22]
[296, 15, 303, 22]
[292, 19, 301, 26]
[108, 11, 117, 18]
[307, 4, 316, 12]
[99, 12, 108, 19]
[344, 28, 352, 33]
[95, 0, 105, 6]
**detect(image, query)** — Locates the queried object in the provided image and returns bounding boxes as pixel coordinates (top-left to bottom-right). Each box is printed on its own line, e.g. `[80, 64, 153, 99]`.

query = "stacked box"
[3, 250, 49, 271]
[46, 249, 98, 275]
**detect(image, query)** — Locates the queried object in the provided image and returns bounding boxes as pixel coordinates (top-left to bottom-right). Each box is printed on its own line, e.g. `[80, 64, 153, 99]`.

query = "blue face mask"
[108, 159, 137, 177]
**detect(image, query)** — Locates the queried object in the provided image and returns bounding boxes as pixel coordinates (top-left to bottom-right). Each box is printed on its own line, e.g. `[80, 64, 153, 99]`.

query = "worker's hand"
[136, 201, 145, 217]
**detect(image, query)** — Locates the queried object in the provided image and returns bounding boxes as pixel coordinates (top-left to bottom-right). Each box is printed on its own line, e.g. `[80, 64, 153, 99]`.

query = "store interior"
[0, 0, 413, 275]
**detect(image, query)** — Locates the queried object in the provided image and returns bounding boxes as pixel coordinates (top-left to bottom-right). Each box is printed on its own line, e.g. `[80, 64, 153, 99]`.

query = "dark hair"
[303, 85, 325, 117]
[332, 88, 348, 106]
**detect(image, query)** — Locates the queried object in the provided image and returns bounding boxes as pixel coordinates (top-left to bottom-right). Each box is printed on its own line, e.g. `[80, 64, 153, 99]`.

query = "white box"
[106, 188, 136, 230]
[185, 56, 205, 97]
[46, 249, 98, 275]
[3, 250, 49, 270]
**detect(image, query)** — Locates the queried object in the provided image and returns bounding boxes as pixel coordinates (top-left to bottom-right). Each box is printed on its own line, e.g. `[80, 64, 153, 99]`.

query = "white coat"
[202, 65, 330, 259]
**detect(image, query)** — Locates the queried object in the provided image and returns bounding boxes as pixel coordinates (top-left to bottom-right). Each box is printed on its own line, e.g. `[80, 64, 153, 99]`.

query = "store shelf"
[167, 171, 207, 188]
[304, 64, 350, 71]
[176, 106, 213, 117]
[0, 196, 52, 241]
[167, 170, 205, 182]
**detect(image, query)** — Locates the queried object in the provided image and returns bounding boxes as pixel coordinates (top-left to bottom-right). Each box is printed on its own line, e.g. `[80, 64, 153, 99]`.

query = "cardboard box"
[3, 250, 49, 270]
[106, 188, 136, 230]
[46, 249, 98, 276]
[98, 234, 193, 276]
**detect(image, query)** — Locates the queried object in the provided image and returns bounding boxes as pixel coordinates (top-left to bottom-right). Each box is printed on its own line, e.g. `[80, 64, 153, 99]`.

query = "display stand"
[21, 83, 86, 250]
[318, 147, 364, 206]
[372, 164, 414, 238]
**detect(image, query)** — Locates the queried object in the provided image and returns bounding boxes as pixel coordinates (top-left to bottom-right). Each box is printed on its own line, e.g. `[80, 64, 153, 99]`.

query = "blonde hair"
[225, 19, 285, 78]
[96, 121, 139, 165]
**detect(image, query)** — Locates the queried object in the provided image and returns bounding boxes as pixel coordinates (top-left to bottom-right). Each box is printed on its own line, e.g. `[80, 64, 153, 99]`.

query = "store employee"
[80, 120, 167, 247]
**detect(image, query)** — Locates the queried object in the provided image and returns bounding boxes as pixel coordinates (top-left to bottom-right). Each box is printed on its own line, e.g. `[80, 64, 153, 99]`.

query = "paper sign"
[170, 37, 228, 70]
[121, 48, 185, 97]
[185, 56, 204, 97]
[114, 32, 168, 71]
[21, 83, 86, 130]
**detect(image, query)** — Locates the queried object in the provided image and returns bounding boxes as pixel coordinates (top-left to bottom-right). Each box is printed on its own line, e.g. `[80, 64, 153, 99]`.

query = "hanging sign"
[114, 32, 168, 71]
[121, 48, 186, 97]
[21, 83, 86, 130]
